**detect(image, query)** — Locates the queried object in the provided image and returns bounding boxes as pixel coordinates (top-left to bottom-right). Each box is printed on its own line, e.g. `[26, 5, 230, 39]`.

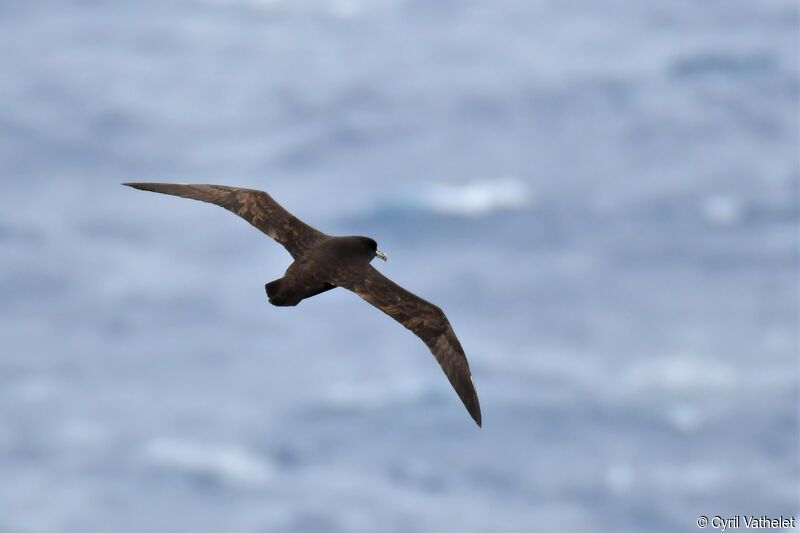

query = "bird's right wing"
[332, 265, 482, 426]
[124, 183, 325, 259]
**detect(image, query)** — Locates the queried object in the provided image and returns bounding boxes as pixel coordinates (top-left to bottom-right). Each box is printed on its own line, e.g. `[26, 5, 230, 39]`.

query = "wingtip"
[122, 182, 194, 190]
[122, 182, 170, 192]
[471, 407, 482, 427]
[468, 376, 482, 427]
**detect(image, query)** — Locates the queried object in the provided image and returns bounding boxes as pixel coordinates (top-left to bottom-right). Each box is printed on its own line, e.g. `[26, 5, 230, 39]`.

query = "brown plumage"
[123, 183, 482, 426]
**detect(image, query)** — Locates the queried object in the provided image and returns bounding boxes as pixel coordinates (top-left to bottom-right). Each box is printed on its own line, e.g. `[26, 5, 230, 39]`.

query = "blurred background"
[1, 0, 798, 532]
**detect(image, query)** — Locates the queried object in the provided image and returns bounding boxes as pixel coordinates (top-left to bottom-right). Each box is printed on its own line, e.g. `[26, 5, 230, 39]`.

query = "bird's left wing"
[332, 265, 482, 426]
[123, 183, 325, 259]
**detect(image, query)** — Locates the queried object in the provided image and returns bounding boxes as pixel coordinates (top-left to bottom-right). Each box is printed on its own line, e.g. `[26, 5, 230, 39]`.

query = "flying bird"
[123, 183, 481, 426]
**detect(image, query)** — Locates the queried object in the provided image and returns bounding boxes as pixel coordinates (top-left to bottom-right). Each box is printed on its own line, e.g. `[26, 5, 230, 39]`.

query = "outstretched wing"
[333, 265, 482, 426]
[123, 183, 325, 259]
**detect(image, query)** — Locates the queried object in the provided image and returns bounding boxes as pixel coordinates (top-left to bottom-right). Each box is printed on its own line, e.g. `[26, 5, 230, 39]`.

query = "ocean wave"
[181, 0, 370, 18]
[703, 194, 744, 227]
[671, 52, 777, 80]
[144, 437, 273, 489]
[620, 356, 741, 393]
[378, 177, 531, 218]
[324, 379, 433, 411]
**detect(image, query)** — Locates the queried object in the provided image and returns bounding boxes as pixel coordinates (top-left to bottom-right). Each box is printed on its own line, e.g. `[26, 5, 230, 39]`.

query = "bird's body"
[265, 235, 373, 307]
[124, 183, 482, 426]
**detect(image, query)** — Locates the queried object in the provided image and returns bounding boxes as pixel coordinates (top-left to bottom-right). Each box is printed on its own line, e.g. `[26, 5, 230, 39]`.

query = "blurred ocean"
[1, 1, 798, 532]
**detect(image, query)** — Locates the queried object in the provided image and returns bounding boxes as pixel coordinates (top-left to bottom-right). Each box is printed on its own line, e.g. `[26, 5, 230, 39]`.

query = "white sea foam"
[667, 404, 704, 433]
[145, 438, 272, 488]
[386, 177, 530, 217]
[620, 356, 740, 393]
[703, 195, 744, 226]
[191, 0, 285, 9]
[184, 0, 368, 17]
[605, 463, 636, 494]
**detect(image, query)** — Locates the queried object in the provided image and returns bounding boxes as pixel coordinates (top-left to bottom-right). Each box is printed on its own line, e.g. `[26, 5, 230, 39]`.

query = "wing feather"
[123, 183, 325, 258]
[334, 265, 482, 426]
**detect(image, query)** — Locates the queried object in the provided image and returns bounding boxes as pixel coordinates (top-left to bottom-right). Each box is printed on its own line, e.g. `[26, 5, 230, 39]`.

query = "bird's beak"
[375, 250, 388, 261]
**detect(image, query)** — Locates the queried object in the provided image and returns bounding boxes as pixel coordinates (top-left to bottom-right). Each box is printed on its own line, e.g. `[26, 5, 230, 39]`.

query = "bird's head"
[357, 237, 388, 262]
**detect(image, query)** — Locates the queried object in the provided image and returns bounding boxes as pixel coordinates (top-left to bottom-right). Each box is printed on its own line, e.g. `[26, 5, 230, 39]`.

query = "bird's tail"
[266, 276, 335, 306]
[265, 277, 301, 306]
[265, 278, 284, 300]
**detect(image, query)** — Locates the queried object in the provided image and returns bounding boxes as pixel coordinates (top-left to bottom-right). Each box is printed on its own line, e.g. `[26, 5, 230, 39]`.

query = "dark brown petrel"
[123, 183, 482, 426]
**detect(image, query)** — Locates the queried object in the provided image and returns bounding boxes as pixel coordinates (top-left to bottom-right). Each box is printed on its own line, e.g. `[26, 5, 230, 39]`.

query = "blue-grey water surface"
[1, 1, 798, 532]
